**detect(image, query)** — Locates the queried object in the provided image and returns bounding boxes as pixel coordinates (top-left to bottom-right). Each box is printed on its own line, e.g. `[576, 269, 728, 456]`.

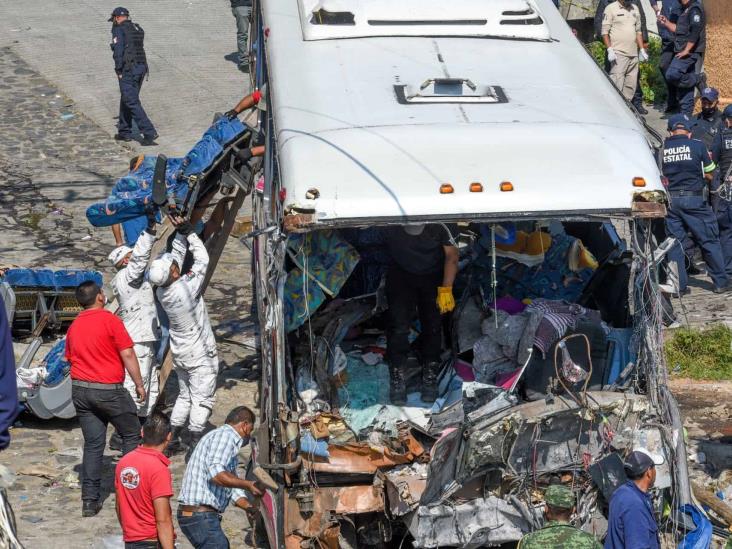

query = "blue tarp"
[678, 504, 713, 549]
[85, 117, 247, 228]
[42, 339, 70, 387]
[3, 269, 102, 291]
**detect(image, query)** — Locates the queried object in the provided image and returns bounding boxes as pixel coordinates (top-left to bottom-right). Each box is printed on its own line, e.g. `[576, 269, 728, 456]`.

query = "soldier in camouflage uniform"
[518, 485, 603, 549]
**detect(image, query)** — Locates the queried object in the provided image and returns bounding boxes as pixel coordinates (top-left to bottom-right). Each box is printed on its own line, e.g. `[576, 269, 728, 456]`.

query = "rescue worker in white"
[147, 214, 218, 456]
[107, 206, 160, 447]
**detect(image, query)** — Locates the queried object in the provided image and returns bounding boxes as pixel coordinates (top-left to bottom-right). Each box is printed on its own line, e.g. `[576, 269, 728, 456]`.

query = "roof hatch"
[298, 0, 552, 41]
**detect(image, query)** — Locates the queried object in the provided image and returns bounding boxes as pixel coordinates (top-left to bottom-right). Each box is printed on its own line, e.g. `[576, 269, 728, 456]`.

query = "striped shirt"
[178, 424, 249, 511]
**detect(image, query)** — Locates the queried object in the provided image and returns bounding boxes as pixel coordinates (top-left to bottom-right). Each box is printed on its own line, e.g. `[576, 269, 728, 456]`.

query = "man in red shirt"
[115, 411, 175, 549]
[66, 281, 147, 517]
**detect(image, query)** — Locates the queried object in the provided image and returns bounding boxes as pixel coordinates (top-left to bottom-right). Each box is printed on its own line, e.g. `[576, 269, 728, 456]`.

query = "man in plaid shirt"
[177, 406, 263, 548]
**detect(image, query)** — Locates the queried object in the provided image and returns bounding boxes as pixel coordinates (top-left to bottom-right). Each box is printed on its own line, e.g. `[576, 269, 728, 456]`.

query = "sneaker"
[634, 104, 649, 115]
[82, 500, 102, 517]
[389, 366, 407, 406]
[713, 283, 731, 295]
[114, 134, 132, 142]
[108, 432, 122, 452]
[421, 362, 440, 402]
[141, 133, 159, 147]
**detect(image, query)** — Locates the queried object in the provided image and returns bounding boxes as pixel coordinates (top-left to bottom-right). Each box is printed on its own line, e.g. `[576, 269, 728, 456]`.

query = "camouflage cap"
[544, 485, 575, 509]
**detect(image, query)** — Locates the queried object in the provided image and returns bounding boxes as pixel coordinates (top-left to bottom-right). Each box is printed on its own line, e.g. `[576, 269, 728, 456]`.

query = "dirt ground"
[705, 0, 732, 102]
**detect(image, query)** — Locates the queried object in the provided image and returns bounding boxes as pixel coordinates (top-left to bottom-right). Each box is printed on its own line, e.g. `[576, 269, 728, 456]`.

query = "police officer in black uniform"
[711, 105, 732, 281]
[658, 0, 706, 117]
[109, 7, 158, 146]
[692, 87, 724, 150]
[663, 114, 729, 294]
[654, 0, 682, 115]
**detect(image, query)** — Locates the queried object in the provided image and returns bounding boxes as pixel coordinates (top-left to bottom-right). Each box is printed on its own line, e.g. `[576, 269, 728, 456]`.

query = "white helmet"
[108, 245, 132, 267]
[147, 253, 175, 286]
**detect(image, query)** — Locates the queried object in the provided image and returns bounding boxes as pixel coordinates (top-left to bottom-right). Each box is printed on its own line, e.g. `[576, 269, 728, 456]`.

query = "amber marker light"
[500, 181, 514, 192]
[440, 184, 454, 194]
[632, 177, 646, 187]
[469, 182, 483, 192]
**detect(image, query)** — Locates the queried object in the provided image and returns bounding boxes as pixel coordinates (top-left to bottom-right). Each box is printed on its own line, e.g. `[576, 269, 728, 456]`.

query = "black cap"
[108, 7, 130, 21]
[667, 113, 692, 132]
[624, 450, 656, 477]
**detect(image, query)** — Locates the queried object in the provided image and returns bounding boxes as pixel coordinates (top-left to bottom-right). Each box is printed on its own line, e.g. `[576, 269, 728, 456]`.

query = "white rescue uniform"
[157, 232, 218, 432]
[110, 230, 160, 416]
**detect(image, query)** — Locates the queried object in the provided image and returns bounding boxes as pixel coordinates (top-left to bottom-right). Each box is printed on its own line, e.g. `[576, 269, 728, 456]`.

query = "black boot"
[82, 500, 102, 517]
[165, 426, 188, 457]
[389, 365, 407, 406]
[421, 362, 440, 402]
[185, 431, 204, 463]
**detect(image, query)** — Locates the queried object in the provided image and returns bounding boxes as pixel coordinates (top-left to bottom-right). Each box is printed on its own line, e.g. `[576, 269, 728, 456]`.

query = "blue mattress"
[86, 117, 247, 228]
[4, 269, 103, 291]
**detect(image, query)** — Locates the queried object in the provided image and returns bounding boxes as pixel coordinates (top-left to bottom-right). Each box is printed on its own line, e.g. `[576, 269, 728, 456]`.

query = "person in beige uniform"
[601, 0, 648, 101]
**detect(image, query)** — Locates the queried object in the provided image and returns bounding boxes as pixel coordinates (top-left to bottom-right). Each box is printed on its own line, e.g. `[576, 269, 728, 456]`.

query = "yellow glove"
[436, 286, 455, 314]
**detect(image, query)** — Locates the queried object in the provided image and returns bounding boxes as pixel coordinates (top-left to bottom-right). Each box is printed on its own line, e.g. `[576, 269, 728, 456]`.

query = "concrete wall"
[705, 0, 732, 102]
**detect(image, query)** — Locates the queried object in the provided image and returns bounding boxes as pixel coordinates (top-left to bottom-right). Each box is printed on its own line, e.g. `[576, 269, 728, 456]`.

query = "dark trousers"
[665, 53, 701, 116]
[178, 511, 229, 549]
[666, 195, 729, 290]
[659, 43, 678, 110]
[386, 266, 442, 368]
[125, 541, 160, 549]
[717, 199, 732, 278]
[72, 385, 140, 502]
[118, 63, 156, 138]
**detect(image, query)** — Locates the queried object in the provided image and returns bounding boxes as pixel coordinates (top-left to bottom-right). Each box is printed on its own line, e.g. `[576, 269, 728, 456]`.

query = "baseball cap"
[544, 485, 575, 510]
[700, 87, 719, 102]
[147, 253, 175, 286]
[108, 7, 130, 21]
[624, 450, 661, 477]
[108, 245, 132, 267]
[667, 113, 692, 132]
[723, 105, 732, 119]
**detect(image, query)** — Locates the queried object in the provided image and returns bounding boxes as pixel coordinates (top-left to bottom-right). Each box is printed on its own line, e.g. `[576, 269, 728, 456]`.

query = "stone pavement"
[0, 0, 250, 156]
[0, 46, 259, 548]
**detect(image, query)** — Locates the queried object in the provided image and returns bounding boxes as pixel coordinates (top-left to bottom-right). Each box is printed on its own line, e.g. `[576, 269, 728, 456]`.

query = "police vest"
[692, 112, 723, 151]
[674, 1, 706, 53]
[662, 135, 708, 192]
[121, 21, 147, 67]
[719, 127, 732, 179]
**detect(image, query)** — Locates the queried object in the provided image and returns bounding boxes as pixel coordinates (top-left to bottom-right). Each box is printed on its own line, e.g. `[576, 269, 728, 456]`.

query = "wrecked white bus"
[247, 0, 692, 547]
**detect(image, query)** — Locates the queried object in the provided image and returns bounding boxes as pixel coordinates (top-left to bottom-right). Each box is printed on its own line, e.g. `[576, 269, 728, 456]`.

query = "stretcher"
[86, 116, 256, 229]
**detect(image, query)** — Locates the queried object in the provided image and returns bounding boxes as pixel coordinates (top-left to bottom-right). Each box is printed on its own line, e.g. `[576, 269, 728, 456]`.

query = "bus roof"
[262, 0, 665, 224]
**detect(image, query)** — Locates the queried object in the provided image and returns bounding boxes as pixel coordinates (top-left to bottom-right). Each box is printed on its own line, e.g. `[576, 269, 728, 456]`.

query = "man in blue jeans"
[177, 406, 264, 548]
[230, 0, 252, 72]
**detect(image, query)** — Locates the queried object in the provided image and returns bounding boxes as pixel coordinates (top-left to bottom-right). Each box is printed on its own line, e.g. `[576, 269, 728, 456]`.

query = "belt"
[71, 380, 124, 390]
[177, 504, 220, 516]
[669, 190, 704, 198]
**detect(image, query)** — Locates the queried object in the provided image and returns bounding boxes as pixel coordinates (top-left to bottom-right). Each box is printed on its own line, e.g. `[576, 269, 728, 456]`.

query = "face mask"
[702, 107, 716, 117]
